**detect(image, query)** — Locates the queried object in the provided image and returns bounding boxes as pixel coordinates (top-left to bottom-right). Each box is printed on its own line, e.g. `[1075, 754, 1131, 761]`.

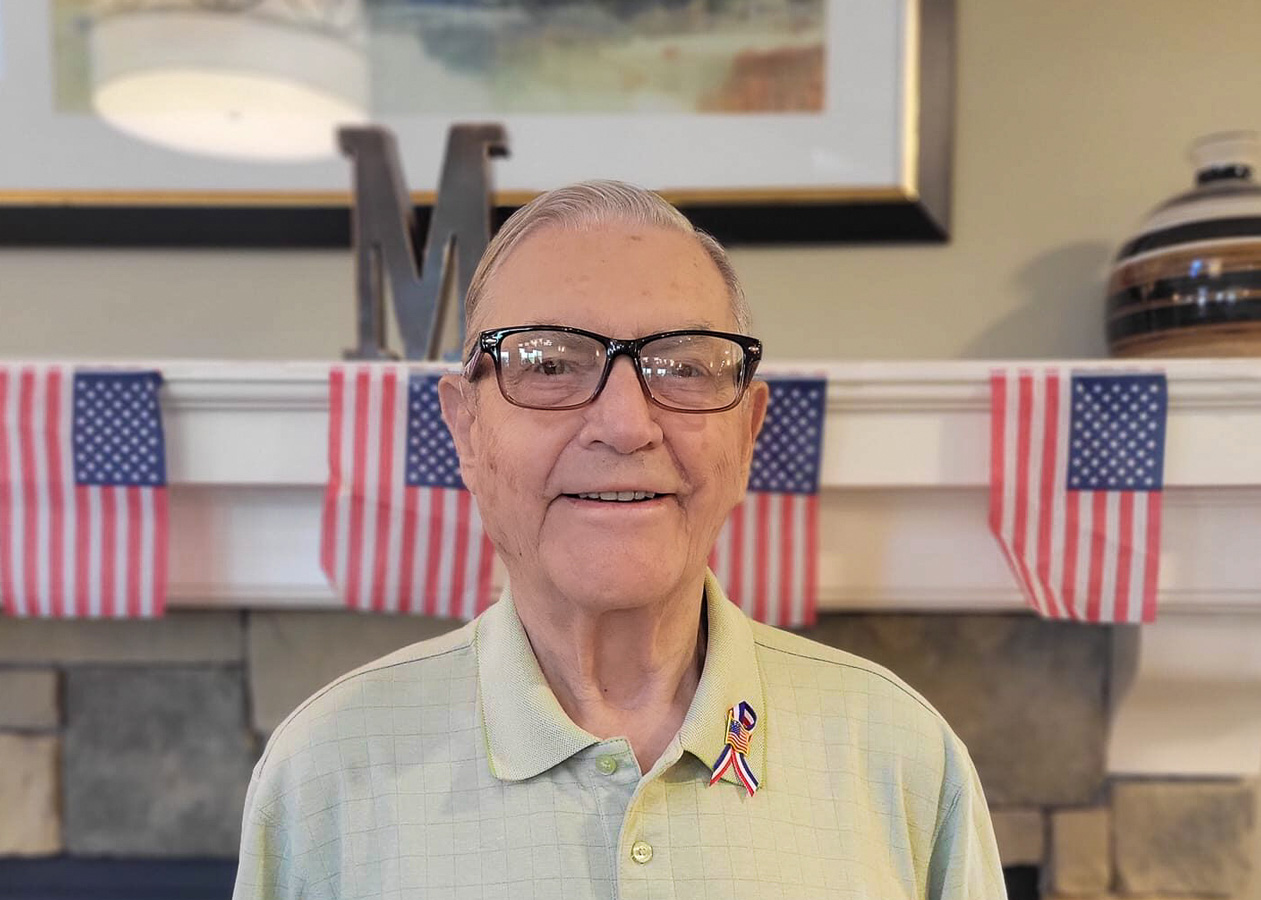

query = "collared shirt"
[233, 574, 1007, 900]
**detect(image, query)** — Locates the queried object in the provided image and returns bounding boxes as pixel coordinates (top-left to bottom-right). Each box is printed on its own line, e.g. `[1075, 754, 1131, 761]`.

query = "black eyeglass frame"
[462, 325, 764, 413]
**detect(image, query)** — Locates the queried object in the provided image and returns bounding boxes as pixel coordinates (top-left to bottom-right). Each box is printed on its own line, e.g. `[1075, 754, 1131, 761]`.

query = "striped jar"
[1107, 131, 1261, 357]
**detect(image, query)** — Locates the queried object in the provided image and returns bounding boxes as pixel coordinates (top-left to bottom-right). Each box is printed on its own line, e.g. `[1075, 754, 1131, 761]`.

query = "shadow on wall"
[964, 241, 1115, 359]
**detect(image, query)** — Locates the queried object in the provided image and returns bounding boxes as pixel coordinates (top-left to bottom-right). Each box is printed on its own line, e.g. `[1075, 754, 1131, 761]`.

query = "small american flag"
[0, 367, 168, 618]
[726, 710, 753, 754]
[990, 369, 1168, 623]
[710, 376, 825, 628]
[321, 366, 496, 617]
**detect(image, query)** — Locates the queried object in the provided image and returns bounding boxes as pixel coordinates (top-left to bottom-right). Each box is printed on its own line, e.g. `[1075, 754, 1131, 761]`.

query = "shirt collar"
[676, 572, 768, 790]
[474, 585, 600, 781]
[475, 571, 767, 790]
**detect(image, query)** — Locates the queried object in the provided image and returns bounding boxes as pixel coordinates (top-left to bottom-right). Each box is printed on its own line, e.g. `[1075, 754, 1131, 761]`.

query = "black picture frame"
[0, 0, 954, 248]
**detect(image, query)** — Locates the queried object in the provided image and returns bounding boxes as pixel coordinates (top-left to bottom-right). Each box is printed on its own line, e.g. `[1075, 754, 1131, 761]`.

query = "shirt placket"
[572, 741, 640, 899]
[614, 741, 688, 900]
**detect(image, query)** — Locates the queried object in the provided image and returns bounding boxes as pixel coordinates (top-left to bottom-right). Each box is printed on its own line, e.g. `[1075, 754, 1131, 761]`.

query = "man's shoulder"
[750, 620, 980, 794]
[750, 620, 947, 730]
[259, 619, 479, 767]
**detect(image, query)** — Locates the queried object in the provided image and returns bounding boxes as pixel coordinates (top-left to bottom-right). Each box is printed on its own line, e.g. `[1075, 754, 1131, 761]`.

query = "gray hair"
[463, 180, 750, 347]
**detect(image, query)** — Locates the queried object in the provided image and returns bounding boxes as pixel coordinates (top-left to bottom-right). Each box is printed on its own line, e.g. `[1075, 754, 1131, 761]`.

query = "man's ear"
[744, 379, 770, 464]
[438, 374, 478, 492]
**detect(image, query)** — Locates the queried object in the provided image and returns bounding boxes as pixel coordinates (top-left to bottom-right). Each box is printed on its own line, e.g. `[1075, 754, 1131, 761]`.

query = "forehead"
[479, 224, 736, 334]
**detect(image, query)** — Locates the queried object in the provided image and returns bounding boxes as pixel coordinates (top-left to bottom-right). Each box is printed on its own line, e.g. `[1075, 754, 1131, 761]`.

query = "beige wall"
[1, 0, 1259, 362]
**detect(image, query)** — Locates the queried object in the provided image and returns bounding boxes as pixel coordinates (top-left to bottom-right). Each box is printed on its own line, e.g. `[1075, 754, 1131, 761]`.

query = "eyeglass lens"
[496, 330, 746, 410]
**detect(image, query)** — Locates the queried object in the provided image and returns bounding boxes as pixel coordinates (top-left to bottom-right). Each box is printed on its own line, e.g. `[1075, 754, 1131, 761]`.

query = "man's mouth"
[565, 490, 661, 503]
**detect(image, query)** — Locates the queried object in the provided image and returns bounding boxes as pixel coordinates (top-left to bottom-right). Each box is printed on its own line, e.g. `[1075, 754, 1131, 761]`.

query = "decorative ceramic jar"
[1106, 131, 1261, 357]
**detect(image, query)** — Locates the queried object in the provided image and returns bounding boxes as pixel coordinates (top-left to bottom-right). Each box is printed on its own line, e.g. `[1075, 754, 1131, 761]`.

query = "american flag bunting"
[321, 366, 496, 617]
[990, 369, 1168, 623]
[0, 367, 168, 618]
[710, 376, 825, 628]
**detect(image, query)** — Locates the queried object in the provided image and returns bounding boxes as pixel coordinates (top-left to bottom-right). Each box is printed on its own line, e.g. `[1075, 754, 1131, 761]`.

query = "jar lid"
[1123, 130, 1261, 249]
[1189, 131, 1259, 184]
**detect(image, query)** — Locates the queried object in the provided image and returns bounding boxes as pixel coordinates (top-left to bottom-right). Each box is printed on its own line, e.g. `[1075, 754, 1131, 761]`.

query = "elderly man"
[234, 181, 1006, 899]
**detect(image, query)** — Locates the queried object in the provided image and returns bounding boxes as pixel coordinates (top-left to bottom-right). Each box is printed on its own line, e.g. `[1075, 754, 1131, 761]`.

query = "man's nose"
[579, 356, 662, 453]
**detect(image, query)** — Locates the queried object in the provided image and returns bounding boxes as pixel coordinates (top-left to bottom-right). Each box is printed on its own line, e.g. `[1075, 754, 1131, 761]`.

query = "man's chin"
[541, 548, 693, 607]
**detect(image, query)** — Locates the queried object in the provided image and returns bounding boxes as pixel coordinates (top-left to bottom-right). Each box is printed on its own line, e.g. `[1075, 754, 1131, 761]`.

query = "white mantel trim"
[12, 357, 1255, 488]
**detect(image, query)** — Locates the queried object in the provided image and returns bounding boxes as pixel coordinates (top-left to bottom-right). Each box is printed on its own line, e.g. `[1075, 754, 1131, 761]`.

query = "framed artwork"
[0, 0, 955, 246]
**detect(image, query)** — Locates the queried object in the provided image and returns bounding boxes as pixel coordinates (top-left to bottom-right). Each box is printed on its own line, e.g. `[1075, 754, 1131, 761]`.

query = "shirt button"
[630, 840, 653, 864]
[596, 755, 618, 775]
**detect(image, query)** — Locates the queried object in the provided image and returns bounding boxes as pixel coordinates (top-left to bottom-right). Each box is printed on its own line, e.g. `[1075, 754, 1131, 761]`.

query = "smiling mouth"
[564, 491, 664, 503]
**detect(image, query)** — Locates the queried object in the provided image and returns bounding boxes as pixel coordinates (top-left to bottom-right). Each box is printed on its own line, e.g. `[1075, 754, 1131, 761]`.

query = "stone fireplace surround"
[0, 359, 1258, 899]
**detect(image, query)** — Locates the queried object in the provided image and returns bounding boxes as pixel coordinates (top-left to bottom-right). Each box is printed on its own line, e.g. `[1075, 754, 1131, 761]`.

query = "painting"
[366, 0, 825, 115]
[0, 0, 954, 245]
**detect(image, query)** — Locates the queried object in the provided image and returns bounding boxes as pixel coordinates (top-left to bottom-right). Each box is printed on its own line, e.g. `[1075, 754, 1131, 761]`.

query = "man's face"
[439, 224, 768, 611]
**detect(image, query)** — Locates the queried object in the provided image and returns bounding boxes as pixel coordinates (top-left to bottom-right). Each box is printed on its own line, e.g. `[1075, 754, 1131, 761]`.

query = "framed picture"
[0, 0, 955, 246]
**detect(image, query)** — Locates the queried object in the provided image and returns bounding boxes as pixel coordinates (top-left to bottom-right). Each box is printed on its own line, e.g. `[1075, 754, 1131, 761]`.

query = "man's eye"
[535, 358, 570, 376]
[660, 360, 710, 378]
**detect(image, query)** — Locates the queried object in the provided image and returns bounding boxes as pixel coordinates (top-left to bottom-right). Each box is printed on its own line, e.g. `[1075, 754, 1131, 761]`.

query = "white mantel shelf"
[19, 357, 1261, 777]
[158, 358, 1261, 489]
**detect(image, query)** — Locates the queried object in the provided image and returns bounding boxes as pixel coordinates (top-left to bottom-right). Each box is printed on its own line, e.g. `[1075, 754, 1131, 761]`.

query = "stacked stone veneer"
[0, 611, 1254, 898]
[806, 615, 1258, 899]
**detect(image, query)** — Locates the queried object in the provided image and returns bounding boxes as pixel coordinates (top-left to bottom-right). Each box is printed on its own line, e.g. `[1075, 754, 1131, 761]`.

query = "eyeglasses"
[462, 325, 763, 413]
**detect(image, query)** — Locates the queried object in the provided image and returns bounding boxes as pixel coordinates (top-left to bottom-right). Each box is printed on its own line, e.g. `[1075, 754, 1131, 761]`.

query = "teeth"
[575, 491, 657, 502]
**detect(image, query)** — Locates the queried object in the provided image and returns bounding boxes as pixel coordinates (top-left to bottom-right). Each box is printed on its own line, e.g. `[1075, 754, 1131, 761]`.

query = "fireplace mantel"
[18, 358, 1261, 779]
[159, 357, 1261, 490]
[131, 357, 1261, 614]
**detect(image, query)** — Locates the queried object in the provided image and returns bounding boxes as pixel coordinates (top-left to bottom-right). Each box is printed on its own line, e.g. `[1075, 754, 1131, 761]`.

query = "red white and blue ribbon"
[710, 700, 759, 796]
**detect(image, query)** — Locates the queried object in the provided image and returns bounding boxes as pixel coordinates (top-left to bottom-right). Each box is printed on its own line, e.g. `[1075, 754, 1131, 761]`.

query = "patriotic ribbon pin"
[709, 700, 759, 796]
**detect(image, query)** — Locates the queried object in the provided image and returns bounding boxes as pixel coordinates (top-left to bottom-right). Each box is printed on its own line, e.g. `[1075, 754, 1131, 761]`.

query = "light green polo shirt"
[234, 574, 1007, 899]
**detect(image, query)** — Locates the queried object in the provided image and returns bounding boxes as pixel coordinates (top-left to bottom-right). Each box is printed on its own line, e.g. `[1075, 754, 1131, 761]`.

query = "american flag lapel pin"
[709, 700, 759, 796]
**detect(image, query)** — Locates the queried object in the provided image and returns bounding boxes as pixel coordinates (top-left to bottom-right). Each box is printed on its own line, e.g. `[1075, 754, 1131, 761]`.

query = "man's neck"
[510, 577, 708, 773]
